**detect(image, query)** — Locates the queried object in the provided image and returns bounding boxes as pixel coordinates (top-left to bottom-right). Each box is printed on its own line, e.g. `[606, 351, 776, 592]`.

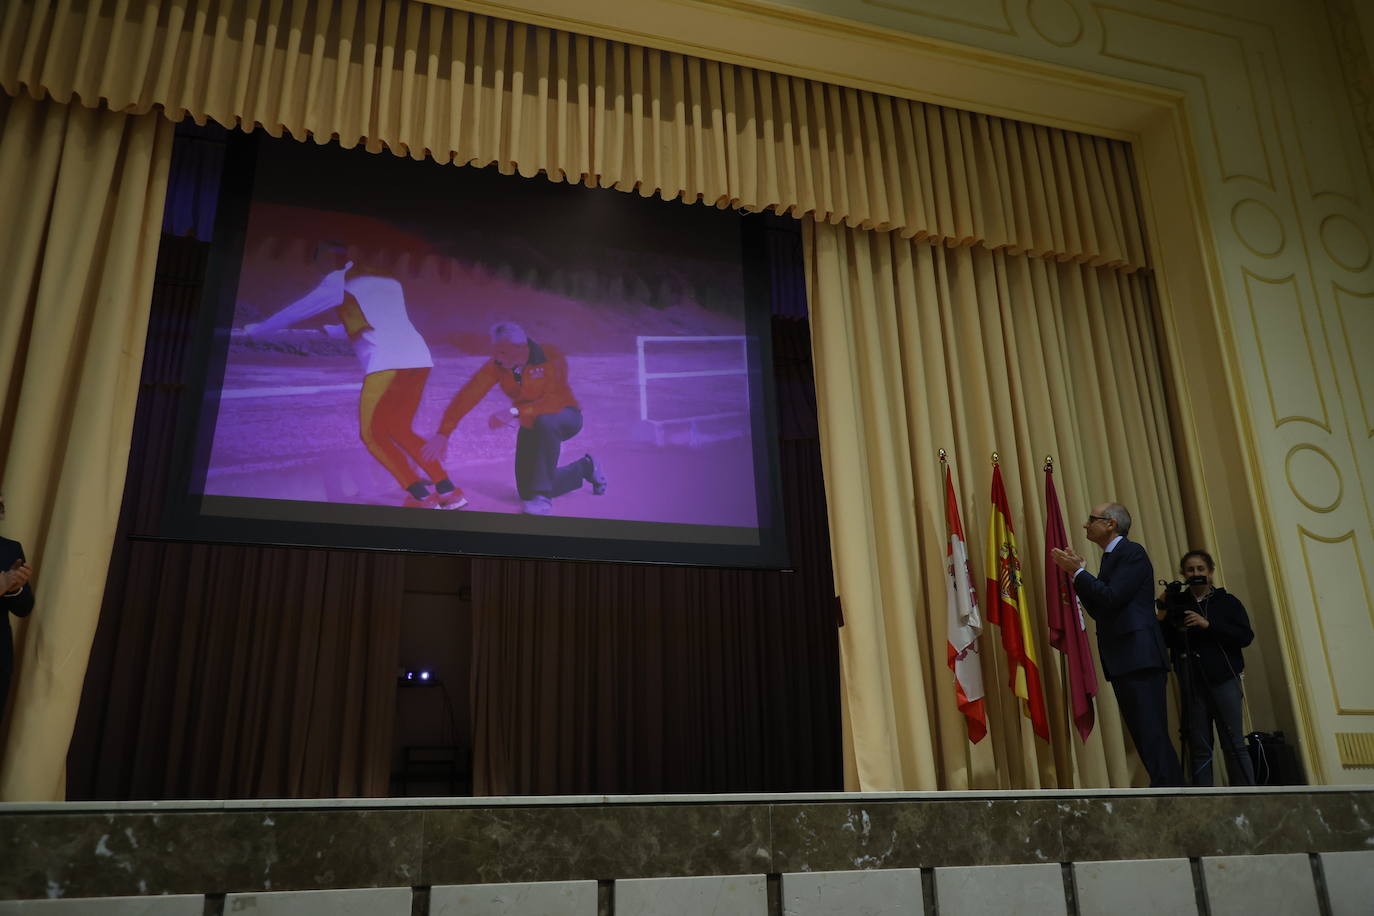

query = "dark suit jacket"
[1072, 537, 1170, 680]
[1, 536, 35, 708]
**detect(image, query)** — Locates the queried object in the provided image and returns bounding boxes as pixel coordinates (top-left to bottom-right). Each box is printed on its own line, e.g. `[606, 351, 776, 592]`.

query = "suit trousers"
[1111, 668, 1184, 787]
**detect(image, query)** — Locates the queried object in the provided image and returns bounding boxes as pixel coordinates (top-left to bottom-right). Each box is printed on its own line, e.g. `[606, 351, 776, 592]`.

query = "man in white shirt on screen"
[246, 243, 467, 510]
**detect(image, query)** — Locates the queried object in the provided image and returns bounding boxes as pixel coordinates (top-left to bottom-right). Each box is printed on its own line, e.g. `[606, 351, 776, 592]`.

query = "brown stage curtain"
[471, 318, 842, 796]
[66, 234, 405, 800]
[808, 220, 1187, 791]
[68, 540, 404, 800]
[0, 93, 172, 801]
[1, 0, 1147, 270]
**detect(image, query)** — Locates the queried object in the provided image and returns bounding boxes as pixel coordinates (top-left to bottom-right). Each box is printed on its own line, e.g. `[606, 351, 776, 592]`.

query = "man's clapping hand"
[1050, 547, 1085, 575]
[2, 559, 32, 594]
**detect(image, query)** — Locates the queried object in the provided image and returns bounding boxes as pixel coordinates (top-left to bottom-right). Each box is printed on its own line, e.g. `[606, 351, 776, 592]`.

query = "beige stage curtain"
[0, 0, 1146, 270]
[0, 93, 173, 800]
[807, 220, 1188, 790]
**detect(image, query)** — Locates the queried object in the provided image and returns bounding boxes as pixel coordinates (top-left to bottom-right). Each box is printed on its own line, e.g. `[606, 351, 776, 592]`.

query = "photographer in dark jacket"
[1157, 550, 1255, 786]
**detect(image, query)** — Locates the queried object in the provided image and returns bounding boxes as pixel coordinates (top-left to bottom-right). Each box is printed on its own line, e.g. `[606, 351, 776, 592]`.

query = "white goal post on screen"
[636, 335, 750, 447]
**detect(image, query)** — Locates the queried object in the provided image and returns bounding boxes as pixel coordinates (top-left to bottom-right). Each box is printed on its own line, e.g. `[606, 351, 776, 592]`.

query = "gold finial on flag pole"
[991, 452, 1000, 466]
[939, 448, 948, 465]
[1044, 455, 1054, 472]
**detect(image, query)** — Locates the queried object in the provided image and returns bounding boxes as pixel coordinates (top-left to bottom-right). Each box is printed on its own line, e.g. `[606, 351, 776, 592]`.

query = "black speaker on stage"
[1246, 731, 1303, 785]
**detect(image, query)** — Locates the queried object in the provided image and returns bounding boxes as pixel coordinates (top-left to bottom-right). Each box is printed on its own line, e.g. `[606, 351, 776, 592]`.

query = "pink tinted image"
[203, 192, 761, 529]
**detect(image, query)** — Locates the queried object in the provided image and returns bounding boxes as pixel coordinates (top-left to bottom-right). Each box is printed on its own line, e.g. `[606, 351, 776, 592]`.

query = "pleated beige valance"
[0, 0, 1148, 270]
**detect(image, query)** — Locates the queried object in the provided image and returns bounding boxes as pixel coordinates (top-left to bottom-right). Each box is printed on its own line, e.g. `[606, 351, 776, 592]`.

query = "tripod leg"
[1182, 667, 1215, 786]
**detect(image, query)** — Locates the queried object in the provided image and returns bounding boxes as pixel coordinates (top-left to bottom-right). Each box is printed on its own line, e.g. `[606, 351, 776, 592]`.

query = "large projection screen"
[159, 132, 790, 568]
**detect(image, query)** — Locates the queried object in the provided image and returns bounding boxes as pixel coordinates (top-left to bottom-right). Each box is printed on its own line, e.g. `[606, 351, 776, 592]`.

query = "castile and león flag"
[941, 452, 987, 744]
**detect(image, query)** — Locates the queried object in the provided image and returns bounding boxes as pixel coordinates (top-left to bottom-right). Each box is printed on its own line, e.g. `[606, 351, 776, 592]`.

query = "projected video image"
[198, 141, 763, 532]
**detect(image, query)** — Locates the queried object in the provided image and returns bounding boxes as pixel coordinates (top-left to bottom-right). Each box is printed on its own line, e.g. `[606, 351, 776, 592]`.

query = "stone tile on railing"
[1199, 854, 1320, 916]
[212, 809, 425, 892]
[0, 809, 425, 901]
[1319, 850, 1374, 916]
[430, 880, 598, 916]
[1072, 858, 1197, 916]
[419, 805, 770, 885]
[0, 894, 203, 915]
[770, 798, 1067, 872]
[221, 887, 412, 915]
[934, 863, 1066, 916]
[615, 875, 767, 916]
[1059, 792, 1374, 862]
[779, 868, 923, 916]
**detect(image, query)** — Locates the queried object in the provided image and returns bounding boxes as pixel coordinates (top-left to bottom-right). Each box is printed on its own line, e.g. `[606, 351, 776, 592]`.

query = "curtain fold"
[807, 219, 1187, 791]
[0, 0, 1148, 270]
[470, 318, 842, 796]
[469, 442, 842, 796]
[67, 540, 404, 800]
[64, 231, 405, 801]
[0, 93, 173, 801]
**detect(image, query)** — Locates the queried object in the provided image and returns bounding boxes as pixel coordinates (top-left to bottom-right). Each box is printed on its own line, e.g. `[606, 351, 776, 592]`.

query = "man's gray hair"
[1103, 503, 1132, 536]
[490, 321, 527, 345]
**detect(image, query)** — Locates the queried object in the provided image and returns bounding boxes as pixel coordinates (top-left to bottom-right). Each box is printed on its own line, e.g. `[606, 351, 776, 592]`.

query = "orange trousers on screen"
[359, 368, 447, 490]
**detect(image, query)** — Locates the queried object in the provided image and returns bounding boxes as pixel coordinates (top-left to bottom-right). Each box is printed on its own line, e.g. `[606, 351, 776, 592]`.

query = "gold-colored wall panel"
[862, 0, 1015, 34]
[1298, 528, 1374, 714]
[1335, 731, 1374, 767]
[1285, 445, 1343, 514]
[1241, 271, 1329, 432]
[1333, 286, 1374, 438]
[1096, 7, 1271, 188]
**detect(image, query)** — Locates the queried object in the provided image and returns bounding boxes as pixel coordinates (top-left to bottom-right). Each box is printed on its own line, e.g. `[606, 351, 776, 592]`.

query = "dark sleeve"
[1, 544, 34, 619]
[1208, 593, 1254, 648]
[1072, 543, 1152, 616]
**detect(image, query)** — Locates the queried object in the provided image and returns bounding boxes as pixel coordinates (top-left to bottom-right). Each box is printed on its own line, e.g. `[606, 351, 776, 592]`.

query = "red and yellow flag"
[985, 462, 1050, 741]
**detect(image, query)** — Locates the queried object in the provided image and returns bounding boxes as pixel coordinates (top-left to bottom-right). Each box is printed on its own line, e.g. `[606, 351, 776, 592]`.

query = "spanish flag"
[985, 462, 1050, 741]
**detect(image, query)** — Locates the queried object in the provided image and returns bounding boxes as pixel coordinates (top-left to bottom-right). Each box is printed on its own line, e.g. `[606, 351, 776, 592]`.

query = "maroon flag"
[1044, 463, 1098, 742]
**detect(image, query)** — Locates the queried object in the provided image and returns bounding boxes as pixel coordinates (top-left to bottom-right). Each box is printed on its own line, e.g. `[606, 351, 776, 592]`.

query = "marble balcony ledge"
[2, 788, 1372, 901]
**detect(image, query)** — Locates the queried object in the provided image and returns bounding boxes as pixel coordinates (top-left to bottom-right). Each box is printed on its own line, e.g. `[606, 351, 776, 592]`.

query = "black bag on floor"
[1246, 731, 1303, 785]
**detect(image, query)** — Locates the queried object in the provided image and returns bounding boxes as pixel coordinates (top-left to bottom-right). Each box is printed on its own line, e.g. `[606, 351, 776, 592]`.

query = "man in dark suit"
[1052, 502, 1182, 786]
[1, 492, 36, 715]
